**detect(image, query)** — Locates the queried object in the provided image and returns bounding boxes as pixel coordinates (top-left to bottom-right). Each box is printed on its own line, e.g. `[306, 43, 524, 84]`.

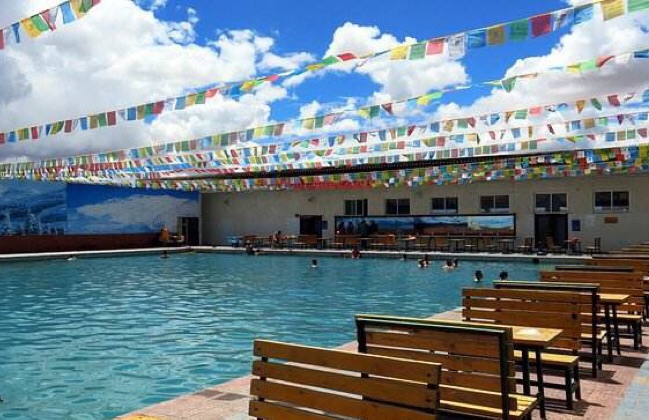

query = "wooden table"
[448, 238, 466, 252]
[510, 326, 562, 419]
[599, 293, 630, 359]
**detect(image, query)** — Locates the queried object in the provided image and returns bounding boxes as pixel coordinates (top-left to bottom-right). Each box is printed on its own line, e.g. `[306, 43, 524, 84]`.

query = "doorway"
[299, 215, 323, 236]
[178, 217, 200, 246]
[534, 214, 568, 250]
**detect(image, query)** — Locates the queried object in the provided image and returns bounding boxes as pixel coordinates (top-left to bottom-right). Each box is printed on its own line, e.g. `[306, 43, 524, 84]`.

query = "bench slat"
[254, 340, 439, 383]
[250, 379, 438, 420]
[252, 361, 439, 409]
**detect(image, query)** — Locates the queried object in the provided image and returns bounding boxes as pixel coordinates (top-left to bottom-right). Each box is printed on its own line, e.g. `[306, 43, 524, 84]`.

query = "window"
[535, 193, 567, 213]
[594, 191, 629, 213]
[480, 195, 510, 213]
[385, 199, 410, 215]
[344, 199, 368, 216]
[431, 197, 458, 214]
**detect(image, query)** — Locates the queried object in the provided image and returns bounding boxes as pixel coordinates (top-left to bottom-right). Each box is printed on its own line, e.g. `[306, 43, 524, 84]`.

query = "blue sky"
[150, 0, 572, 120]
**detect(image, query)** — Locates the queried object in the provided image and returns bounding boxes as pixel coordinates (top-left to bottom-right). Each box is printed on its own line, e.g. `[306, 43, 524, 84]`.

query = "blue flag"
[61, 2, 77, 24]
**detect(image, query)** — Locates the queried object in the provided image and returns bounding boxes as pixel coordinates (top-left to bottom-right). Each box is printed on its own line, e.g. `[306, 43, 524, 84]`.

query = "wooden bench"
[355, 314, 538, 419]
[494, 281, 604, 377]
[249, 339, 441, 419]
[540, 270, 644, 349]
[462, 288, 586, 409]
[293, 234, 318, 249]
[369, 235, 397, 251]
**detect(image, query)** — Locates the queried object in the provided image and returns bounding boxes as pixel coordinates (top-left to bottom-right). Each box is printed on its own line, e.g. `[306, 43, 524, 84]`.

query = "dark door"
[534, 214, 568, 250]
[179, 217, 200, 246]
[300, 215, 323, 236]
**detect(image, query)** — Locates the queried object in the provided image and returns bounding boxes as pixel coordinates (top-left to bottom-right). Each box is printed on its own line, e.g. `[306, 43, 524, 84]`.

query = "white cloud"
[435, 12, 649, 122]
[0, 0, 314, 162]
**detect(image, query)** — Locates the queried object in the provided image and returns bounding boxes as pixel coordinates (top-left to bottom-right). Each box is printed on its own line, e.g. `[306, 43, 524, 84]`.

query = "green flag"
[408, 42, 426, 60]
[628, 0, 649, 13]
[509, 19, 529, 41]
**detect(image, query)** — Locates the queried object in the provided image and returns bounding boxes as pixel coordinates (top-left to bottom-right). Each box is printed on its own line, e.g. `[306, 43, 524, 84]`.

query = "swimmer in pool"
[474, 270, 484, 282]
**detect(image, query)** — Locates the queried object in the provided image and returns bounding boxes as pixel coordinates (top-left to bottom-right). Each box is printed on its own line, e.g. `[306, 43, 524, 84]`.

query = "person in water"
[417, 255, 430, 268]
[452, 258, 459, 267]
[311, 259, 318, 268]
[161, 250, 169, 259]
[443, 259, 455, 270]
[351, 246, 361, 259]
[499, 271, 509, 280]
[474, 270, 484, 282]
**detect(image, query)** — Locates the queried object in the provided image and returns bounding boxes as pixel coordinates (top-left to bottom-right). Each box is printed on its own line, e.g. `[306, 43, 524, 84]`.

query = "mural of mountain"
[0, 180, 67, 236]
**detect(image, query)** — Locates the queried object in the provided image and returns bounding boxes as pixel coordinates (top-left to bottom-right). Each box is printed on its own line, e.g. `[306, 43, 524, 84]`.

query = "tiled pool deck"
[117, 308, 649, 420]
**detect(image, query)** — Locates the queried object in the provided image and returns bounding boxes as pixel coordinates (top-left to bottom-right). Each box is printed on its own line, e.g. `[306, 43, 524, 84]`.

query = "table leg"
[613, 304, 621, 356]
[535, 349, 547, 419]
[604, 303, 613, 362]
[521, 347, 531, 395]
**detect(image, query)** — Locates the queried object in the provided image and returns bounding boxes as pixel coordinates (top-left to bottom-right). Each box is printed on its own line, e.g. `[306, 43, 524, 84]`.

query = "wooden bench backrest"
[250, 339, 441, 420]
[355, 314, 517, 418]
[493, 281, 600, 367]
[587, 258, 649, 275]
[462, 288, 585, 351]
[297, 234, 318, 246]
[540, 271, 645, 313]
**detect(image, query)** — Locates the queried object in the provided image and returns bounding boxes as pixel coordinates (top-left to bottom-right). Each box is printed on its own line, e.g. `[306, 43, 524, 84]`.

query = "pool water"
[0, 253, 545, 419]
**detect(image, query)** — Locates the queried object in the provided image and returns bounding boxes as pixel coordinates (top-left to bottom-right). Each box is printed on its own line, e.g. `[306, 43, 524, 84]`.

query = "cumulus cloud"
[0, 0, 314, 162]
[435, 11, 649, 122]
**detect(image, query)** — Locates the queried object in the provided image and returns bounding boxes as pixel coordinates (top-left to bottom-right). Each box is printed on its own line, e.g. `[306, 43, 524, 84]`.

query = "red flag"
[205, 88, 219, 98]
[92, 0, 102, 5]
[639, 128, 647, 138]
[608, 95, 620, 106]
[596, 55, 615, 67]
[64, 120, 73, 133]
[0, 133, 4, 144]
[41, 11, 56, 30]
[426, 38, 444, 55]
[337, 52, 356, 61]
[381, 103, 393, 115]
[265, 74, 279, 83]
[107, 111, 117, 126]
[531, 14, 552, 37]
[407, 125, 416, 136]
[0, 28, 4, 50]
[31, 127, 40, 139]
[153, 101, 164, 114]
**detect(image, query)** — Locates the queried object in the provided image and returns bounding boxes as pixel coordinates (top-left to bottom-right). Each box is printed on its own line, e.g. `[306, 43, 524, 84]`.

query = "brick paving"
[119, 309, 649, 420]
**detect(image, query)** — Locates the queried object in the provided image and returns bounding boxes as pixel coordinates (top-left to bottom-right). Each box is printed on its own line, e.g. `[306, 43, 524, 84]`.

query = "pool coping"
[0, 245, 589, 264]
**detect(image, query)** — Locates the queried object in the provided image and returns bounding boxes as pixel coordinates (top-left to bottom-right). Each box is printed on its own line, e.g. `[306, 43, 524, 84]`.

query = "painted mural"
[0, 181, 199, 236]
[0, 180, 67, 236]
[335, 214, 516, 236]
[66, 184, 199, 235]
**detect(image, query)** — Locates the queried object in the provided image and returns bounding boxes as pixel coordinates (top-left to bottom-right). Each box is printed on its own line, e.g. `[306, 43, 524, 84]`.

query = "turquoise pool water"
[0, 253, 546, 419]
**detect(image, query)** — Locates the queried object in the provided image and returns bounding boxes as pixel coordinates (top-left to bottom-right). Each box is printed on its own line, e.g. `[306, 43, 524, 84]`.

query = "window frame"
[431, 196, 459, 214]
[594, 191, 629, 213]
[480, 194, 510, 214]
[344, 199, 368, 216]
[535, 193, 568, 213]
[385, 198, 411, 215]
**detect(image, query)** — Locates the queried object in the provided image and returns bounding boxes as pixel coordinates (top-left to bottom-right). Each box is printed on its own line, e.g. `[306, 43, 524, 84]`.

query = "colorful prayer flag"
[390, 45, 408, 60]
[426, 38, 444, 55]
[531, 14, 552, 37]
[573, 4, 594, 24]
[509, 19, 529, 41]
[60, 2, 77, 24]
[487, 25, 505, 45]
[408, 42, 426, 59]
[467, 29, 486, 49]
[602, 0, 625, 21]
[447, 34, 466, 59]
[628, 0, 649, 13]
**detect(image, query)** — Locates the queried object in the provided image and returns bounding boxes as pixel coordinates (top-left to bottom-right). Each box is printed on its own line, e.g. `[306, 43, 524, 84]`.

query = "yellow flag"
[602, 0, 625, 21]
[390, 45, 408, 60]
[487, 25, 505, 45]
[21, 18, 42, 38]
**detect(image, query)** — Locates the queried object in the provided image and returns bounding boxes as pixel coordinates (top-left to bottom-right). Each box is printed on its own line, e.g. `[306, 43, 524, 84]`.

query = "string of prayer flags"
[1, 0, 100, 49]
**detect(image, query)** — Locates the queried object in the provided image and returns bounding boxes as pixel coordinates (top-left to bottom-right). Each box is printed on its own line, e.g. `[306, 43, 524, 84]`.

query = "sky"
[0, 0, 648, 163]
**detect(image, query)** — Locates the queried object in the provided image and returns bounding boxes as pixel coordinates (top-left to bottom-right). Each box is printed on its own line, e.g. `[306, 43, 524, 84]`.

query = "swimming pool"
[0, 253, 546, 419]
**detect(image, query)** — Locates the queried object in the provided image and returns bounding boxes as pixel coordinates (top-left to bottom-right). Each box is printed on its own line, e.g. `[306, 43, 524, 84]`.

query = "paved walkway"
[119, 309, 649, 420]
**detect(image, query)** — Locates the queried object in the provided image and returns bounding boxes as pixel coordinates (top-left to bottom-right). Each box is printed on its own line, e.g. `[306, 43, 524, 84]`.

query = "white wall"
[201, 174, 649, 251]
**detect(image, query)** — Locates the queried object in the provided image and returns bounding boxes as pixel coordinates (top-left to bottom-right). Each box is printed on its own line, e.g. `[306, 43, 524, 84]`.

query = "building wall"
[201, 174, 649, 251]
